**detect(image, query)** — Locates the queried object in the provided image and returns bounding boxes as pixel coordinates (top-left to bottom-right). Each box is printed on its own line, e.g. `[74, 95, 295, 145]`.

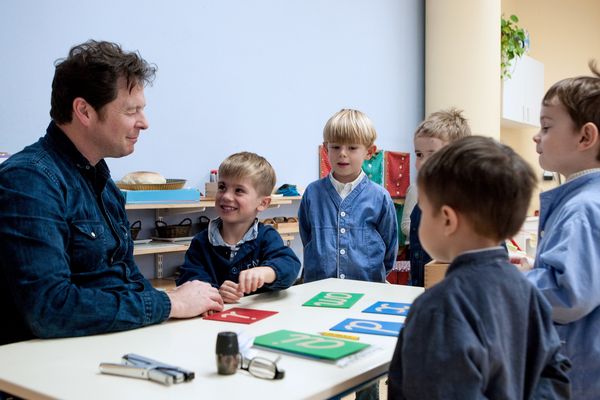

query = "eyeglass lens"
[243, 356, 284, 380]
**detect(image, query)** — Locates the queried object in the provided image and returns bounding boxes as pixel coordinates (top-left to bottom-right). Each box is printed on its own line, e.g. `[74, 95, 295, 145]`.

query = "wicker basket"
[130, 220, 142, 240]
[155, 218, 192, 238]
[117, 179, 187, 191]
[198, 216, 210, 231]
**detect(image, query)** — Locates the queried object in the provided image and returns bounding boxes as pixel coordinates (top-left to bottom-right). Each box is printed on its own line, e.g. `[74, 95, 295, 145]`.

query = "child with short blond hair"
[299, 109, 397, 400]
[525, 62, 600, 399]
[299, 109, 398, 283]
[389, 136, 570, 399]
[177, 152, 300, 303]
[401, 107, 472, 286]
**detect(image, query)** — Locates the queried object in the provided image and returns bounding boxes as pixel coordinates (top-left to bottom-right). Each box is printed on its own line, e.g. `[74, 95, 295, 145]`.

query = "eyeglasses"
[240, 355, 285, 380]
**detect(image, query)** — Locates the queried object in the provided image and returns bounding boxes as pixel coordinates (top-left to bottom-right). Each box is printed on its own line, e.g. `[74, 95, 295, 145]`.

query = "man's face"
[88, 80, 148, 163]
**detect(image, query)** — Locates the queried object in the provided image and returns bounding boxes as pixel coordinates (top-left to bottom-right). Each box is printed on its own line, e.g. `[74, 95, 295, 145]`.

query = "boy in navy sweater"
[177, 152, 300, 303]
[388, 137, 570, 399]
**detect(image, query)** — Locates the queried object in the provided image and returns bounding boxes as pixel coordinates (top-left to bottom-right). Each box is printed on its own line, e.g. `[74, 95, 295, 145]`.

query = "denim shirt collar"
[207, 217, 259, 258]
[45, 121, 111, 194]
[446, 246, 507, 276]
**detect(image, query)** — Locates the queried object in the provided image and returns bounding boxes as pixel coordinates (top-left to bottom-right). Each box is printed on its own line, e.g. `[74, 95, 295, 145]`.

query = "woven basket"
[155, 218, 192, 238]
[130, 220, 142, 240]
[117, 178, 186, 191]
[198, 216, 210, 231]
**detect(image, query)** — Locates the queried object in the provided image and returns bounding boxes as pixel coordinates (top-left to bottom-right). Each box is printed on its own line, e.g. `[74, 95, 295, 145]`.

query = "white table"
[0, 279, 423, 400]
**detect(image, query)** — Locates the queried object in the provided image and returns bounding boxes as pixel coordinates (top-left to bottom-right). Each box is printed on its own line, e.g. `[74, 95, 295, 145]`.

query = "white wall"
[1, 0, 424, 188]
[0, 0, 424, 278]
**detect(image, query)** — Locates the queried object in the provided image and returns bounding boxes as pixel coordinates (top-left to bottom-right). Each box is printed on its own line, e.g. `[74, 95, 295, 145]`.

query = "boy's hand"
[238, 267, 276, 294]
[219, 280, 243, 303]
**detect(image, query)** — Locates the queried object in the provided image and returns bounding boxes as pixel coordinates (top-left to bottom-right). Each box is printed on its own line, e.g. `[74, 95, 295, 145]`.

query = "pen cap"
[216, 332, 239, 355]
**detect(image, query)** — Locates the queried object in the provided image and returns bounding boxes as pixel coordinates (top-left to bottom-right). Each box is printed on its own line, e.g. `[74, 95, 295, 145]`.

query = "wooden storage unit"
[424, 260, 450, 289]
[125, 196, 302, 286]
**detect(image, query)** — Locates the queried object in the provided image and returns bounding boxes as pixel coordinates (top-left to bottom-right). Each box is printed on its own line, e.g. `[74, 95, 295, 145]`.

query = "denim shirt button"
[91, 232, 96, 238]
[340, 228, 346, 234]
[340, 211, 346, 217]
[340, 249, 346, 255]
[340, 274, 346, 279]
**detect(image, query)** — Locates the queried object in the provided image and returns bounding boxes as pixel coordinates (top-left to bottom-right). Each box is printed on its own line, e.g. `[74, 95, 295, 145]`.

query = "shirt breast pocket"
[69, 221, 107, 272]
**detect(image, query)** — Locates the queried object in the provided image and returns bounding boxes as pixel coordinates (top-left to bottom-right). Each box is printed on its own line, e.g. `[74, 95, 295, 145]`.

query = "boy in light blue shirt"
[525, 62, 600, 399]
[299, 109, 398, 284]
[299, 108, 397, 400]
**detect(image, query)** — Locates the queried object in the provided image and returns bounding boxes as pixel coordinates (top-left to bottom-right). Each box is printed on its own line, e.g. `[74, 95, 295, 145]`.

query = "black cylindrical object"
[215, 331, 240, 375]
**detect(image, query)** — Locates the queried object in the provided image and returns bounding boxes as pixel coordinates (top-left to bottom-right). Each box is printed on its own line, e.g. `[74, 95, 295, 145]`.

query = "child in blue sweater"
[388, 137, 570, 399]
[177, 152, 300, 303]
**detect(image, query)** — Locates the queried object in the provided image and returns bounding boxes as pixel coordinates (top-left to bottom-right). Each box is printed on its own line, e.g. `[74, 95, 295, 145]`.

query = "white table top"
[0, 278, 423, 400]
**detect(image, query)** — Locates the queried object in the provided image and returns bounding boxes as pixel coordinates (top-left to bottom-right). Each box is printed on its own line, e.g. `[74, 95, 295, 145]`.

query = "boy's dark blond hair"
[218, 152, 276, 197]
[414, 107, 472, 143]
[543, 60, 600, 161]
[323, 109, 377, 147]
[418, 136, 536, 242]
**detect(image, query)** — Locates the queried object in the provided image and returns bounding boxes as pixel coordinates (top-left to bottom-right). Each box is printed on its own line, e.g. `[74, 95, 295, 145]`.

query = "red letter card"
[203, 307, 278, 324]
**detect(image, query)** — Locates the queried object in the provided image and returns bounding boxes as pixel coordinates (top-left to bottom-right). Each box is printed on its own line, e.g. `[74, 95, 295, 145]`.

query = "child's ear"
[366, 145, 377, 160]
[257, 195, 272, 212]
[440, 205, 458, 236]
[578, 122, 600, 152]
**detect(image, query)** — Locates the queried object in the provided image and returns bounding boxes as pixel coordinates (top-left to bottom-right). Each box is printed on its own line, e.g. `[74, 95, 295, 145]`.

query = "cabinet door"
[502, 55, 544, 128]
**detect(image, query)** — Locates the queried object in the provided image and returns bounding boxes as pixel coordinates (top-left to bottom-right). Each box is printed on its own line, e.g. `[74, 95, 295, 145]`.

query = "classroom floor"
[342, 377, 388, 400]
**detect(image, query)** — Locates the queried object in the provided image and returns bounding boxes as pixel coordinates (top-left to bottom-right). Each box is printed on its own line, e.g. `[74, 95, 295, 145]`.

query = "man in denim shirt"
[0, 40, 223, 346]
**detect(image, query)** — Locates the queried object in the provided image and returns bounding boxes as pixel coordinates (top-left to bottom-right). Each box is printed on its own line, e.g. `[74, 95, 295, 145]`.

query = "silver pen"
[99, 363, 176, 385]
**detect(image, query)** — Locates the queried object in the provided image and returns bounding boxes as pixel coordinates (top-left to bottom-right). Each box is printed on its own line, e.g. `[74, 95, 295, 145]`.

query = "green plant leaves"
[501, 14, 527, 80]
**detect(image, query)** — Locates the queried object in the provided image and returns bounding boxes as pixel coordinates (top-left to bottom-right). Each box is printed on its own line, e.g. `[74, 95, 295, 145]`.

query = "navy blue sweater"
[177, 223, 300, 292]
[388, 248, 571, 400]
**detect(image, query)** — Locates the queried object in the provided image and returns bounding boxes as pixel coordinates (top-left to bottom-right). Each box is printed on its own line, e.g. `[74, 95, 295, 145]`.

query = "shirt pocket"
[69, 220, 107, 272]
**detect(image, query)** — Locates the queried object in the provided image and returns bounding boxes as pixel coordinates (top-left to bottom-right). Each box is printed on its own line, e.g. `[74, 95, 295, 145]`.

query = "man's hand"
[167, 280, 224, 318]
[238, 266, 276, 294]
[219, 280, 244, 304]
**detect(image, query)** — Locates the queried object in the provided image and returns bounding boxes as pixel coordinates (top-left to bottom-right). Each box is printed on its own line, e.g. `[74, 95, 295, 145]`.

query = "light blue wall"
[1, 0, 424, 278]
[0, 0, 423, 187]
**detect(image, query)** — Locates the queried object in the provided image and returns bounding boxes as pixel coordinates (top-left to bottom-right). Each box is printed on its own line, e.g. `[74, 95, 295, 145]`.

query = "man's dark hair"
[50, 40, 156, 124]
[417, 136, 537, 242]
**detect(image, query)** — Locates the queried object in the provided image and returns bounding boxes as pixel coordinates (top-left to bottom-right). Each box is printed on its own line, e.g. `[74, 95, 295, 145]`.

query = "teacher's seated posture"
[0, 40, 223, 346]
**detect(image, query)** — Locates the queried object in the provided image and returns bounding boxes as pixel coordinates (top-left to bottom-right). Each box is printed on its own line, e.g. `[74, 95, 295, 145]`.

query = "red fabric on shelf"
[384, 151, 410, 198]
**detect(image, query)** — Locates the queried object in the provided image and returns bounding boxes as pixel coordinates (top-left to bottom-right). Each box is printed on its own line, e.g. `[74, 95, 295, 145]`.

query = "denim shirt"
[0, 122, 170, 345]
[389, 248, 571, 399]
[526, 171, 600, 399]
[298, 175, 398, 283]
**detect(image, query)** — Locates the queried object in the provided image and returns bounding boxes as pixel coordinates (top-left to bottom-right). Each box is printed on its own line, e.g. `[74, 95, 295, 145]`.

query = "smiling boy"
[177, 152, 301, 303]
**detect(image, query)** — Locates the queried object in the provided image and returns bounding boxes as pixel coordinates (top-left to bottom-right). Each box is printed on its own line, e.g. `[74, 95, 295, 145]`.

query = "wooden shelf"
[125, 195, 301, 211]
[133, 241, 190, 256]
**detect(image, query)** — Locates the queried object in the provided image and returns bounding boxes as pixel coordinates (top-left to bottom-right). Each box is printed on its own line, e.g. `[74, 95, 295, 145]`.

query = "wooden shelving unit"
[126, 196, 302, 282]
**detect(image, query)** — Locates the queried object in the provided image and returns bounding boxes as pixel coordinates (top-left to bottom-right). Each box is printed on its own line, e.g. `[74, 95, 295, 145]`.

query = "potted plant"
[501, 14, 527, 80]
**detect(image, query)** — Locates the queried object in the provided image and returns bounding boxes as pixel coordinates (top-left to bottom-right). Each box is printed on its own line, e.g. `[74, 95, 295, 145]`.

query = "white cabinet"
[502, 55, 544, 128]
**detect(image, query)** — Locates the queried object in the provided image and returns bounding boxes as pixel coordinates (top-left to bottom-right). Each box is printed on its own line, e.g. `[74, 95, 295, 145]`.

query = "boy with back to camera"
[388, 136, 571, 400]
[299, 108, 397, 400]
[525, 62, 600, 399]
[177, 152, 301, 303]
[400, 108, 472, 287]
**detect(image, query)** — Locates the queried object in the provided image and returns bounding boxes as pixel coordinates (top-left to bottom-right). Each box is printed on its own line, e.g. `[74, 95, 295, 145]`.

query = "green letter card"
[303, 292, 364, 309]
[253, 330, 370, 360]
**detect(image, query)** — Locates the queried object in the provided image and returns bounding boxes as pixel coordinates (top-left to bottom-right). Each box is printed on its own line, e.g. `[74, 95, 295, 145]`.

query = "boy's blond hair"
[543, 60, 600, 161]
[414, 107, 472, 143]
[323, 109, 377, 147]
[218, 152, 276, 197]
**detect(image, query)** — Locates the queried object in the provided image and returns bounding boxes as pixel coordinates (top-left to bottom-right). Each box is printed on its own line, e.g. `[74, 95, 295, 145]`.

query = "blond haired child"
[177, 152, 300, 303]
[299, 109, 397, 400]
[525, 62, 600, 399]
[299, 109, 398, 283]
[389, 137, 570, 399]
[401, 107, 471, 286]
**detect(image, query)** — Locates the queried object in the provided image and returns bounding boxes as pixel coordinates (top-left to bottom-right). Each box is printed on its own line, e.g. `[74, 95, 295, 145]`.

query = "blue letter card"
[330, 318, 403, 337]
[362, 302, 411, 316]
